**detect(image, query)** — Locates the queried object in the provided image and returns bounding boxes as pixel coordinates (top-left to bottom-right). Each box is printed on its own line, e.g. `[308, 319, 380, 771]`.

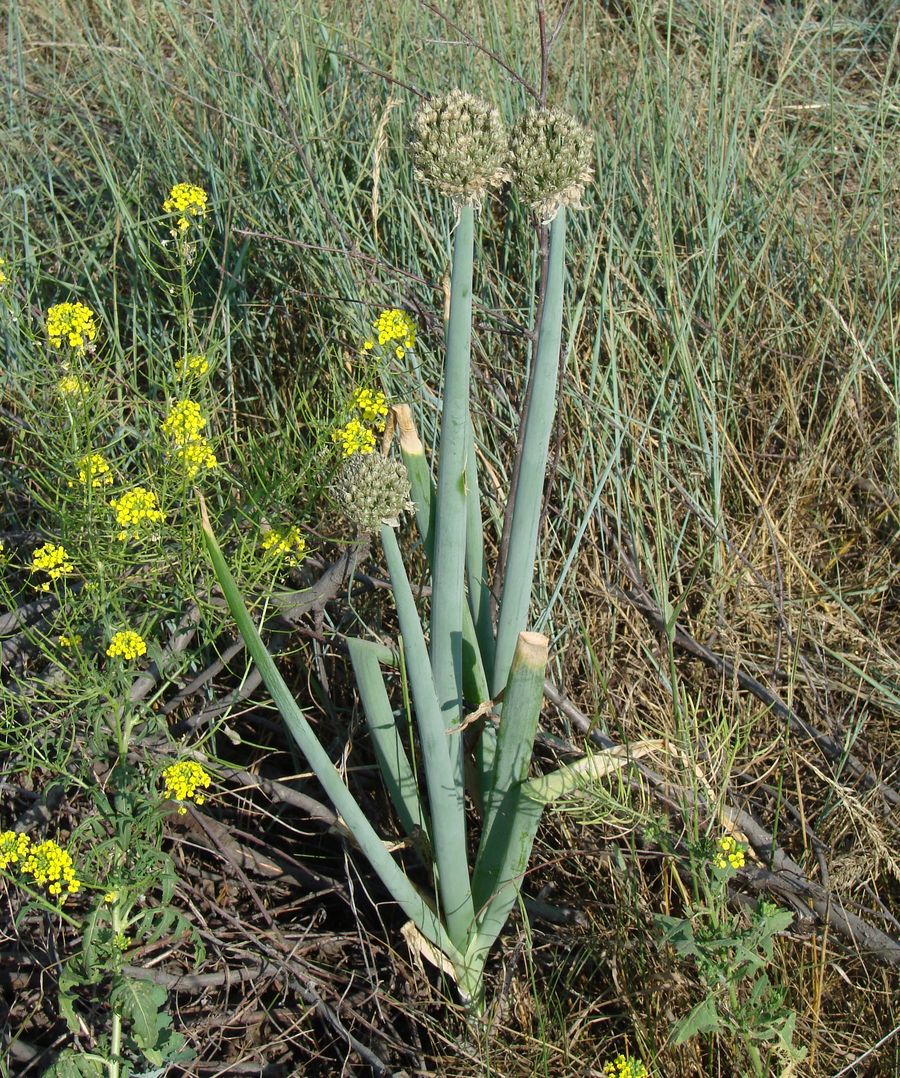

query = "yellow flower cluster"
[31, 543, 75, 591]
[603, 1055, 648, 1078]
[0, 257, 7, 286]
[106, 629, 148, 661]
[46, 302, 97, 352]
[22, 838, 81, 898]
[162, 399, 218, 479]
[57, 373, 88, 398]
[333, 417, 376, 457]
[713, 835, 746, 871]
[261, 524, 307, 566]
[58, 633, 82, 648]
[177, 353, 209, 378]
[73, 453, 113, 490]
[163, 183, 208, 233]
[0, 830, 31, 871]
[363, 308, 416, 359]
[352, 388, 388, 428]
[2, 832, 82, 900]
[161, 761, 212, 814]
[109, 487, 166, 541]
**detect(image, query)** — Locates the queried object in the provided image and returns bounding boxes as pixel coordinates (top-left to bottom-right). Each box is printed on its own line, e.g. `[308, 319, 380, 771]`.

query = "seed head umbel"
[334, 453, 413, 532]
[411, 90, 509, 205]
[509, 106, 594, 220]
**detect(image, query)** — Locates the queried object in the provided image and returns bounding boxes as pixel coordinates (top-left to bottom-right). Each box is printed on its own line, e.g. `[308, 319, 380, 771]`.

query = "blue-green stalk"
[430, 205, 475, 773]
[380, 523, 475, 951]
[200, 501, 463, 969]
[492, 208, 567, 697]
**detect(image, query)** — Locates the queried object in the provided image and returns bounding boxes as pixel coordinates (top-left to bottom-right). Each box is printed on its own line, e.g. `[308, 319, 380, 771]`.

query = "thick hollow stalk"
[395, 403, 490, 707]
[492, 208, 567, 698]
[472, 632, 548, 918]
[465, 417, 496, 675]
[346, 637, 429, 844]
[380, 523, 475, 949]
[200, 503, 463, 969]
[430, 205, 475, 769]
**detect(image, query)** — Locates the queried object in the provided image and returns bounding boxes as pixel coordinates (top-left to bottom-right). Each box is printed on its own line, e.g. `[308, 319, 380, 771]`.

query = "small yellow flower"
[370, 308, 416, 356]
[161, 761, 212, 814]
[162, 399, 208, 446]
[0, 257, 7, 286]
[713, 834, 746, 871]
[58, 633, 82, 648]
[31, 543, 75, 591]
[109, 487, 166, 541]
[0, 830, 31, 870]
[103, 891, 118, 904]
[333, 417, 376, 457]
[352, 388, 388, 429]
[177, 353, 209, 379]
[46, 302, 97, 353]
[106, 630, 148, 661]
[163, 183, 208, 233]
[71, 452, 113, 490]
[21, 838, 81, 899]
[261, 525, 307, 566]
[603, 1055, 649, 1078]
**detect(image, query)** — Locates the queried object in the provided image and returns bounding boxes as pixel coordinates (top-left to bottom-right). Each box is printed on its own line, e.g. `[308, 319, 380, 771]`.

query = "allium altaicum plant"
[202, 92, 657, 1012]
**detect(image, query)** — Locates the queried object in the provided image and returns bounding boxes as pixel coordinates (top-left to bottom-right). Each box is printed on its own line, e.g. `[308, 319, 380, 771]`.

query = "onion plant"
[202, 93, 611, 1010]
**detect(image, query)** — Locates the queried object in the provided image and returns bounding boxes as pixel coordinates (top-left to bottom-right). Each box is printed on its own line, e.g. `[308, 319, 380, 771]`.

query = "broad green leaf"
[673, 995, 722, 1044]
[110, 976, 167, 1051]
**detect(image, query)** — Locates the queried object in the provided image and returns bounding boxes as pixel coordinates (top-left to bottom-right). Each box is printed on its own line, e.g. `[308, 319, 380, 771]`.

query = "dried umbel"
[411, 90, 509, 205]
[334, 453, 412, 532]
[509, 107, 593, 220]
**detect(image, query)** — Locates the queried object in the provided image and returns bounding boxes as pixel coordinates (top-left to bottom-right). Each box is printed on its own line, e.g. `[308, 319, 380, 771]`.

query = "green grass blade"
[492, 208, 567, 698]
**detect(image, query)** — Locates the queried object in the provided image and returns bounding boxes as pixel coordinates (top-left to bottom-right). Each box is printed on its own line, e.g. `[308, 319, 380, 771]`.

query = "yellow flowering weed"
[603, 1055, 649, 1078]
[0, 831, 31, 871]
[333, 417, 376, 457]
[713, 834, 746, 871]
[21, 838, 81, 899]
[72, 452, 113, 490]
[352, 388, 388, 428]
[163, 182, 208, 233]
[161, 761, 212, 814]
[31, 543, 75, 591]
[109, 487, 166, 541]
[362, 308, 416, 358]
[260, 525, 307, 566]
[106, 629, 148, 661]
[46, 301, 97, 352]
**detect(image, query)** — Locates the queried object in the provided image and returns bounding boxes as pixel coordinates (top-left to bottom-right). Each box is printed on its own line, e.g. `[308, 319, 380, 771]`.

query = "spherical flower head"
[109, 487, 166, 541]
[106, 629, 148, 661]
[161, 760, 212, 814]
[334, 453, 413, 532]
[162, 399, 208, 446]
[333, 417, 377, 457]
[509, 106, 594, 220]
[21, 838, 81, 899]
[603, 1055, 649, 1078]
[411, 90, 509, 205]
[178, 352, 209, 379]
[46, 301, 97, 353]
[30, 543, 75, 591]
[260, 524, 308, 566]
[163, 183, 208, 233]
[713, 834, 746, 871]
[352, 387, 389, 429]
[72, 452, 113, 490]
[0, 830, 31, 871]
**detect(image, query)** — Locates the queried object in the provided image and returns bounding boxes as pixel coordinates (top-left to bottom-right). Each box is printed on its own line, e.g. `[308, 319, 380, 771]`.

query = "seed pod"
[509, 106, 593, 220]
[411, 90, 509, 205]
[334, 453, 413, 532]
